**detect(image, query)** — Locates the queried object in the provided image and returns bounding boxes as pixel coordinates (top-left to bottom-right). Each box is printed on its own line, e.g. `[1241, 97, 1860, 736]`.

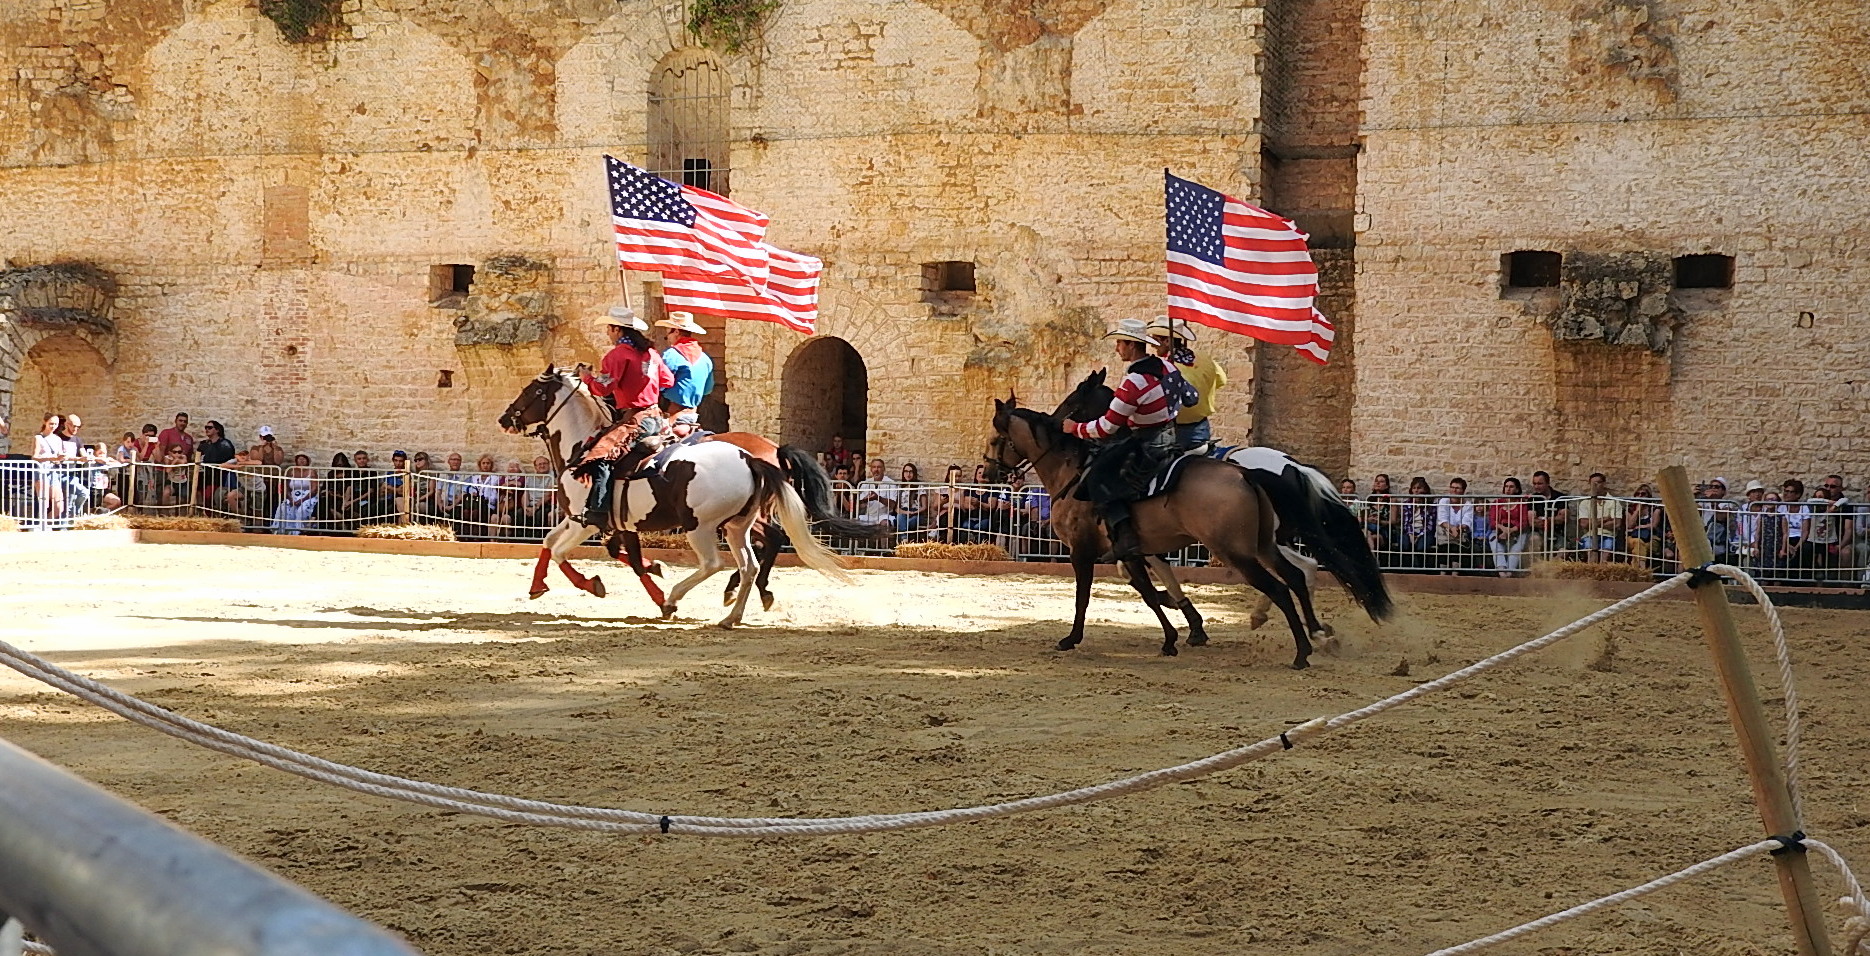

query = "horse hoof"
[1187, 632, 1209, 647]
[1315, 633, 1341, 656]
[528, 586, 548, 600]
[1247, 613, 1269, 631]
[760, 591, 775, 611]
[1056, 637, 1080, 651]
[1161, 645, 1178, 657]
[1291, 658, 1310, 670]
[721, 590, 735, 607]
[588, 577, 606, 598]
[714, 618, 739, 629]
[646, 562, 663, 577]
[660, 604, 677, 619]
[1319, 623, 1335, 638]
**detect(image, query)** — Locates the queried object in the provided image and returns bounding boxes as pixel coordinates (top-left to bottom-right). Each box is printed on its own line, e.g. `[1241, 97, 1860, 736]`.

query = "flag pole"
[619, 268, 635, 312]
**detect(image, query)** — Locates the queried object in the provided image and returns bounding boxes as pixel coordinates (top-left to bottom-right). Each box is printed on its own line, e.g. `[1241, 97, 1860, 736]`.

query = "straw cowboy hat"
[1104, 318, 1156, 345]
[654, 311, 707, 336]
[595, 305, 647, 332]
[1145, 316, 1197, 342]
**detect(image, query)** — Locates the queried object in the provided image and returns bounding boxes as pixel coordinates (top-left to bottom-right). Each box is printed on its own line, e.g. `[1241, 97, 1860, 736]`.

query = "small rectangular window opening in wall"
[682, 158, 713, 192]
[1502, 250, 1562, 290]
[1674, 254, 1734, 289]
[437, 370, 454, 388]
[429, 264, 475, 307]
[922, 261, 976, 294]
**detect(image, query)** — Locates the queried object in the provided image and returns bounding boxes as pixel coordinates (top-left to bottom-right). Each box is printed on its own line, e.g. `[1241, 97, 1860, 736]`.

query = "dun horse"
[988, 394, 1391, 668]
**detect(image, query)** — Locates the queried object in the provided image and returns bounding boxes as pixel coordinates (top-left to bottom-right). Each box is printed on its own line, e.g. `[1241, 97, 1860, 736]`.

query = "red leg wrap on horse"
[638, 574, 666, 607]
[529, 547, 552, 594]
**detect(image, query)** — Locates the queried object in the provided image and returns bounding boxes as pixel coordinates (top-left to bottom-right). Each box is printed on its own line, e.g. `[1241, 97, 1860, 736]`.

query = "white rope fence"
[3, 564, 1865, 954]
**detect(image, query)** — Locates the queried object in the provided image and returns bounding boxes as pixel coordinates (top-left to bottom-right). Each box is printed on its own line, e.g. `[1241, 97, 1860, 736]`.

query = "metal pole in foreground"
[1655, 465, 1831, 956]
[0, 738, 419, 956]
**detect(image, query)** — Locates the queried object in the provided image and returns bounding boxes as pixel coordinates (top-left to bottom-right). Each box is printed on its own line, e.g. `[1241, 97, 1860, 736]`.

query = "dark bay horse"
[989, 396, 1391, 668]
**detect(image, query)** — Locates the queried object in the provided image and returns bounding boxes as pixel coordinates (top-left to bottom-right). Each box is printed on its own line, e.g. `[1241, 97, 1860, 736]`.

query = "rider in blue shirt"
[655, 311, 715, 414]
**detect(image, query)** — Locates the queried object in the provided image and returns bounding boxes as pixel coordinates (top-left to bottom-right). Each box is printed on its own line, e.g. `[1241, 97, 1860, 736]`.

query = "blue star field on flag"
[607, 155, 696, 228]
[1165, 172, 1226, 267]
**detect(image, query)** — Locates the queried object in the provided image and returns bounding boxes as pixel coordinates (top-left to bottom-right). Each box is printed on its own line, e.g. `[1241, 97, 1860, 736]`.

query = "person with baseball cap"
[655, 311, 714, 417]
[1146, 316, 1228, 450]
[574, 305, 674, 528]
[1059, 318, 1181, 562]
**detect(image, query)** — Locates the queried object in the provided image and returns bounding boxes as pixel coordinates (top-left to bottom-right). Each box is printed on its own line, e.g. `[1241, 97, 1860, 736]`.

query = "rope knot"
[1685, 563, 1728, 589]
[1769, 831, 1807, 856]
[659, 815, 672, 834]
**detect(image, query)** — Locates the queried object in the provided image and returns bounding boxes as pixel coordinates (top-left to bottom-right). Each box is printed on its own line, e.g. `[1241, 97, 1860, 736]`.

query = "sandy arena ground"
[2, 543, 1867, 955]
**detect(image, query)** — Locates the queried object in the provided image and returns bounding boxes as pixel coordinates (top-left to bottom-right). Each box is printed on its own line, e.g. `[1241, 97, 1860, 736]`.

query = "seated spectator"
[318, 453, 356, 528]
[462, 454, 504, 540]
[1364, 473, 1397, 555]
[1625, 482, 1662, 569]
[271, 455, 319, 535]
[893, 463, 925, 536]
[1526, 470, 1568, 561]
[1488, 477, 1530, 577]
[855, 458, 897, 533]
[496, 460, 530, 538]
[963, 464, 1015, 544]
[349, 450, 392, 524]
[161, 445, 193, 509]
[1700, 477, 1738, 566]
[928, 463, 968, 543]
[1398, 476, 1435, 569]
[381, 450, 410, 520]
[1749, 484, 1793, 579]
[1013, 468, 1058, 558]
[522, 455, 556, 532]
[1780, 478, 1810, 575]
[1434, 477, 1477, 572]
[434, 452, 470, 527]
[407, 451, 436, 521]
[830, 464, 857, 519]
[1800, 475, 1851, 583]
[1575, 472, 1621, 563]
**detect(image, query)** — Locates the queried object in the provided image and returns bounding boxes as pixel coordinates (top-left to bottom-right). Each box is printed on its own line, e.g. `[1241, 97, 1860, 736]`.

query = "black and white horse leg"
[1269, 546, 1334, 651]
[754, 522, 784, 611]
[1229, 553, 1314, 669]
[662, 527, 730, 619]
[717, 517, 761, 628]
[1143, 555, 1207, 647]
[1059, 548, 1097, 651]
[1121, 557, 1180, 656]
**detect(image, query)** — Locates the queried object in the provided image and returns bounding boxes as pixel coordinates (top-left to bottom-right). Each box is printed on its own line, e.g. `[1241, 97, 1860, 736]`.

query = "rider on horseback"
[1061, 318, 1184, 563]
[575, 306, 673, 528]
[1147, 316, 1225, 451]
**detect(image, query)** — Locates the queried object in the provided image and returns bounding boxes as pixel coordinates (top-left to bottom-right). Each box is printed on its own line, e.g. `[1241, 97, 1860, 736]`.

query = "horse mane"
[1007, 407, 1088, 461]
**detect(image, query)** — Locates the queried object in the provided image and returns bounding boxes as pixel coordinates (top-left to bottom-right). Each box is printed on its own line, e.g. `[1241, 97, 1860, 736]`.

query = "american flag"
[663, 244, 823, 334]
[607, 155, 770, 288]
[1165, 171, 1334, 364]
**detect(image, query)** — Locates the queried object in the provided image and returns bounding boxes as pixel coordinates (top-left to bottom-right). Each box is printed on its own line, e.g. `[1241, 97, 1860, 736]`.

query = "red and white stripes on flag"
[608, 155, 771, 290]
[606, 155, 820, 334]
[662, 244, 823, 335]
[1164, 171, 1335, 364]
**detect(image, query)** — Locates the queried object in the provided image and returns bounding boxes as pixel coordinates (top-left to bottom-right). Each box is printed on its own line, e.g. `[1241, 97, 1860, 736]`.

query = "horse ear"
[1092, 369, 1106, 386]
[992, 398, 1006, 413]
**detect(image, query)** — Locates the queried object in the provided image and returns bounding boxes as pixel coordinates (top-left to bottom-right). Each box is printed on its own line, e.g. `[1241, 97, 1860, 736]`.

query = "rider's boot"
[1097, 500, 1142, 564]
[576, 460, 615, 528]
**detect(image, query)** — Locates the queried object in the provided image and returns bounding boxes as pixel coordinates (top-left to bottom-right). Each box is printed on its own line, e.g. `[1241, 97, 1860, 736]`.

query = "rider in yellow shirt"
[1147, 317, 1228, 449]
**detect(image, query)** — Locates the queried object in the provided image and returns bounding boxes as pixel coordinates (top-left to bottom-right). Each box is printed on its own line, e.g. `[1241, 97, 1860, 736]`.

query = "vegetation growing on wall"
[688, 0, 780, 53]
[260, 0, 344, 44]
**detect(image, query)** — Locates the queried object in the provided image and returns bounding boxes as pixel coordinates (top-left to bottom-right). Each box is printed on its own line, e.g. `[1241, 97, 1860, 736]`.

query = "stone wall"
[1353, 0, 1870, 491]
[0, 0, 1268, 473]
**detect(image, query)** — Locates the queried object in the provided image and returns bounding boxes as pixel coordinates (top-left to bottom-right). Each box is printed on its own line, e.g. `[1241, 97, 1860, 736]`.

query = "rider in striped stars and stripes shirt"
[1062, 318, 1185, 562]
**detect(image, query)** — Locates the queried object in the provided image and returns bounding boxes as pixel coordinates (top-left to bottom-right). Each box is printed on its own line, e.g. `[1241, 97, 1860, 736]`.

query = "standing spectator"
[160, 445, 193, 509]
[1750, 486, 1793, 579]
[965, 463, 1014, 545]
[318, 453, 355, 527]
[131, 423, 161, 509]
[435, 452, 469, 526]
[655, 312, 714, 416]
[1489, 476, 1531, 577]
[850, 451, 868, 491]
[1434, 477, 1476, 572]
[464, 454, 504, 540]
[114, 431, 138, 463]
[156, 413, 195, 462]
[1526, 470, 1568, 561]
[1701, 477, 1739, 566]
[348, 449, 388, 524]
[893, 463, 925, 537]
[196, 421, 242, 515]
[522, 455, 556, 533]
[855, 457, 897, 532]
[249, 426, 285, 468]
[271, 454, 319, 535]
[1800, 475, 1851, 583]
[825, 435, 853, 472]
[929, 463, 967, 542]
[31, 414, 68, 523]
[406, 451, 436, 521]
[1399, 476, 1436, 569]
[136, 423, 161, 461]
[1734, 480, 1768, 568]
[57, 415, 93, 516]
[1780, 478, 1810, 575]
[1575, 472, 1622, 563]
[496, 460, 530, 538]
[830, 464, 857, 519]
[1364, 473, 1398, 555]
[1624, 482, 1662, 569]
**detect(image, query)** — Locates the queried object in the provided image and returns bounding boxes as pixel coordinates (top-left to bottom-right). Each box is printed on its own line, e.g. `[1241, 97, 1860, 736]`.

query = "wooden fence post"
[1656, 465, 1831, 956]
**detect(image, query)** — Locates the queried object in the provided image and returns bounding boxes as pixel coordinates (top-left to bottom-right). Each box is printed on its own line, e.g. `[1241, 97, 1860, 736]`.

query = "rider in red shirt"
[1060, 318, 1182, 562]
[576, 307, 674, 528]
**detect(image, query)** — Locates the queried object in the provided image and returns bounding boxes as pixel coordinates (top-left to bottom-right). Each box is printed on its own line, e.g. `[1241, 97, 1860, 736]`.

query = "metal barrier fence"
[0, 459, 128, 530]
[30, 466, 1870, 586]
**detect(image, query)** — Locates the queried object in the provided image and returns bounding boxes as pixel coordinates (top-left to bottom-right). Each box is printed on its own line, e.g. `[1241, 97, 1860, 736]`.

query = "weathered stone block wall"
[1354, 0, 1870, 491]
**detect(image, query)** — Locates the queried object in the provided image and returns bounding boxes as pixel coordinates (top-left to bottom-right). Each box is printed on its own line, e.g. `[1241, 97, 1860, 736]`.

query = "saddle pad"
[1143, 454, 1200, 499]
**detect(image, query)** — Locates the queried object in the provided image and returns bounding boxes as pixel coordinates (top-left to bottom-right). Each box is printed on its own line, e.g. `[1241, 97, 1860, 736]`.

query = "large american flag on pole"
[608, 155, 770, 289]
[662, 244, 823, 334]
[606, 155, 821, 334]
[1165, 171, 1334, 364]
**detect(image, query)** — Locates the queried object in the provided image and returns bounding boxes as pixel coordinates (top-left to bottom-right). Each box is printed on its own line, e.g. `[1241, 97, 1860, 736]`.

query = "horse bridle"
[528, 374, 595, 439]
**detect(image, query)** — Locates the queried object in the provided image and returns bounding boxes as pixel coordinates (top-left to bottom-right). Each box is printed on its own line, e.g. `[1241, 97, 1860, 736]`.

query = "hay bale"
[636, 531, 691, 551]
[123, 515, 243, 533]
[357, 522, 457, 541]
[1530, 559, 1653, 582]
[0, 514, 18, 533]
[893, 541, 1013, 562]
[71, 514, 131, 530]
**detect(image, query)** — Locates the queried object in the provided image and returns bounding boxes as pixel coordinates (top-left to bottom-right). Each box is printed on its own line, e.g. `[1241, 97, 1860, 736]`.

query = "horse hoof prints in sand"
[500, 367, 857, 627]
[989, 382, 1393, 668]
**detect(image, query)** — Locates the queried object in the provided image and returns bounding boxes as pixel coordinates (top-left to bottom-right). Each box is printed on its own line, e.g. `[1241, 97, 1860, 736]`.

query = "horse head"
[1052, 369, 1112, 422]
[499, 365, 571, 436]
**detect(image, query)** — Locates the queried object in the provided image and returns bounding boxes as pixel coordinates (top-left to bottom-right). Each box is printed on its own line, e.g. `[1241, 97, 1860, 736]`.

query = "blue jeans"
[1174, 419, 1212, 450]
[894, 513, 921, 534]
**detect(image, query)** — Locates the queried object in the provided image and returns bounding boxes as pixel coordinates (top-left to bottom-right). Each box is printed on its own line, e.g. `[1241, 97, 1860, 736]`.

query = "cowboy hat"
[1145, 316, 1197, 342]
[596, 305, 647, 332]
[1104, 318, 1155, 345]
[654, 311, 707, 336]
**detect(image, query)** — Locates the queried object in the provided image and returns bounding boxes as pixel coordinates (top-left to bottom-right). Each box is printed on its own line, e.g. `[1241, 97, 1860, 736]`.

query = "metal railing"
[0, 459, 128, 530]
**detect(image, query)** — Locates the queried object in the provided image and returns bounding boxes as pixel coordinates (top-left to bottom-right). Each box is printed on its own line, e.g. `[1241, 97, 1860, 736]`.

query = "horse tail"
[1246, 465, 1393, 622]
[759, 465, 853, 584]
[776, 443, 886, 539]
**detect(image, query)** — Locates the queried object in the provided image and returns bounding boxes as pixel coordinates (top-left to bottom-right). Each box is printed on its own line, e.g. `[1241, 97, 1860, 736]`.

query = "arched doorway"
[13, 333, 114, 442]
[780, 337, 866, 456]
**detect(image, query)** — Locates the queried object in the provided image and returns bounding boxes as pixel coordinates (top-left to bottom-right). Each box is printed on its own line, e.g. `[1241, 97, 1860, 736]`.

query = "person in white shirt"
[855, 457, 898, 531]
[1435, 477, 1477, 573]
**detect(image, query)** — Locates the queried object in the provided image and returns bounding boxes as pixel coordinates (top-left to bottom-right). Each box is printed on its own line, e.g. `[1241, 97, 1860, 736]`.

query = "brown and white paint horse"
[498, 368, 851, 626]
